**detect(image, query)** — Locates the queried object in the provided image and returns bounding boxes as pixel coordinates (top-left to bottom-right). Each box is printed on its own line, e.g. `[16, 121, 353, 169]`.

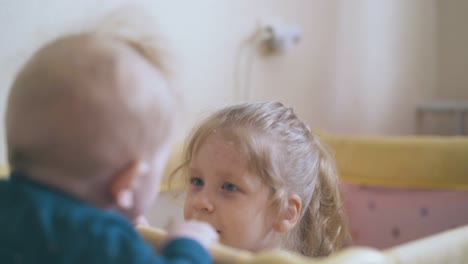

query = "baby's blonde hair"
[6, 13, 175, 179]
[89, 8, 171, 77]
[174, 101, 348, 257]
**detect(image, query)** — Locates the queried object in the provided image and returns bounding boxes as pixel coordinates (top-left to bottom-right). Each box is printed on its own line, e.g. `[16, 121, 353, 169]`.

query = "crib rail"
[137, 224, 468, 264]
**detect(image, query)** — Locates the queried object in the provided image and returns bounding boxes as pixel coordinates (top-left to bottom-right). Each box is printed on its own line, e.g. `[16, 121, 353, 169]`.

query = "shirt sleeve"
[159, 237, 212, 264]
[56, 216, 212, 264]
[104, 229, 212, 264]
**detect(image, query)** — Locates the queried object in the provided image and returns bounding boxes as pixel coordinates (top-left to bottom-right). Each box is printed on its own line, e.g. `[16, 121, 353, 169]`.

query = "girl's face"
[184, 132, 280, 252]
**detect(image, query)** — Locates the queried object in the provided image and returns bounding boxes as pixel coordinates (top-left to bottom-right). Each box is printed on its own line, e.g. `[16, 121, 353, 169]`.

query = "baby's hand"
[133, 215, 150, 226]
[165, 220, 219, 249]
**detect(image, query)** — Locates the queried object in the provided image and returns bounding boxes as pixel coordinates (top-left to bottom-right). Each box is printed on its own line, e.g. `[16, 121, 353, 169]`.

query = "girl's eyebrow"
[217, 170, 258, 190]
[188, 167, 202, 175]
[217, 170, 239, 181]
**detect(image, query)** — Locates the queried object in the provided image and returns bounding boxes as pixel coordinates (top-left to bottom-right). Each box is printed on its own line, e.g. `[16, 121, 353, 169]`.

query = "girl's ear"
[109, 161, 148, 209]
[273, 194, 302, 233]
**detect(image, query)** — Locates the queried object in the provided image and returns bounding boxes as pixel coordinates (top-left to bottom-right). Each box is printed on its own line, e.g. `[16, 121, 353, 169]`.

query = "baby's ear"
[273, 194, 302, 233]
[110, 161, 148, 209]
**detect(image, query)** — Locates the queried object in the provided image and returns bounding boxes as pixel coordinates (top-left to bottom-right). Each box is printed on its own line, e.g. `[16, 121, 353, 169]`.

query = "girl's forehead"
[194, 133, 244, 166]
[192, 133, 272, 187]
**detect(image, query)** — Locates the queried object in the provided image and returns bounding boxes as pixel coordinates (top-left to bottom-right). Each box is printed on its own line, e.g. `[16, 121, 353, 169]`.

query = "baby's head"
[6, 31, 176, 219]
[179, 101, 347, 256]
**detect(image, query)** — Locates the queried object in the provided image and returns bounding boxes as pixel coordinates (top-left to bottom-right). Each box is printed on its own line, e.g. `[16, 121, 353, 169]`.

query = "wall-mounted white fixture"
[236, 21, 303, 102]
[260, 23, 302, 53]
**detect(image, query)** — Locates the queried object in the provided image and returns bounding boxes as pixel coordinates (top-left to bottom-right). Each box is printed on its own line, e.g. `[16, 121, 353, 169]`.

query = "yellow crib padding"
[0, 165, 9, 178]
[3, 134, 467, 191]
[160, 142, 185, 191]
[321, 134, 468, 190]
[137, 224, 468, 264]
[159, 135, 468, 191]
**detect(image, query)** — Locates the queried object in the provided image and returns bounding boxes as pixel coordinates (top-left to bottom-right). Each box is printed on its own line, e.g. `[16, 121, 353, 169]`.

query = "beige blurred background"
[1, 0, 467, 227]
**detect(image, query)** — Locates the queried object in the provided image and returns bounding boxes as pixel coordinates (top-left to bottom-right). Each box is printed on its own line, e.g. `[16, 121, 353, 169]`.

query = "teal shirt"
[0, 172, 212, 264]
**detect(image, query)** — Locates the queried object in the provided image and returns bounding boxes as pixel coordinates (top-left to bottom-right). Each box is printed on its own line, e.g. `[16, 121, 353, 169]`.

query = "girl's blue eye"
[222, 182, 238, 192]
[190, 177, 204, 186]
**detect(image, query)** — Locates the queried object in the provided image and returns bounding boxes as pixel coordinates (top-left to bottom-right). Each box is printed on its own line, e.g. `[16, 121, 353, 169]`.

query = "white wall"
[327, 0, 438, 134]
[0, 0, 341, 164]
[1, 0, 461, 164]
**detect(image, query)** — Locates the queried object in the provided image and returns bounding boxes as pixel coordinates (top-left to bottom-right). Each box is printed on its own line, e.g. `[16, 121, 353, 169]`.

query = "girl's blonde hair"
[173, 101, 348, 257]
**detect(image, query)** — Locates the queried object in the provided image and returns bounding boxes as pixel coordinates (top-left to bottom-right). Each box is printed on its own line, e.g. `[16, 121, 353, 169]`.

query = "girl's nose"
[193, 193, 214, 214]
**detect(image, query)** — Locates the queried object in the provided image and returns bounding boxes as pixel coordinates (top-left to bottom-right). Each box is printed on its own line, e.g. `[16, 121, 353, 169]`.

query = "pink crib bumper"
[342, 182, 468, 249]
